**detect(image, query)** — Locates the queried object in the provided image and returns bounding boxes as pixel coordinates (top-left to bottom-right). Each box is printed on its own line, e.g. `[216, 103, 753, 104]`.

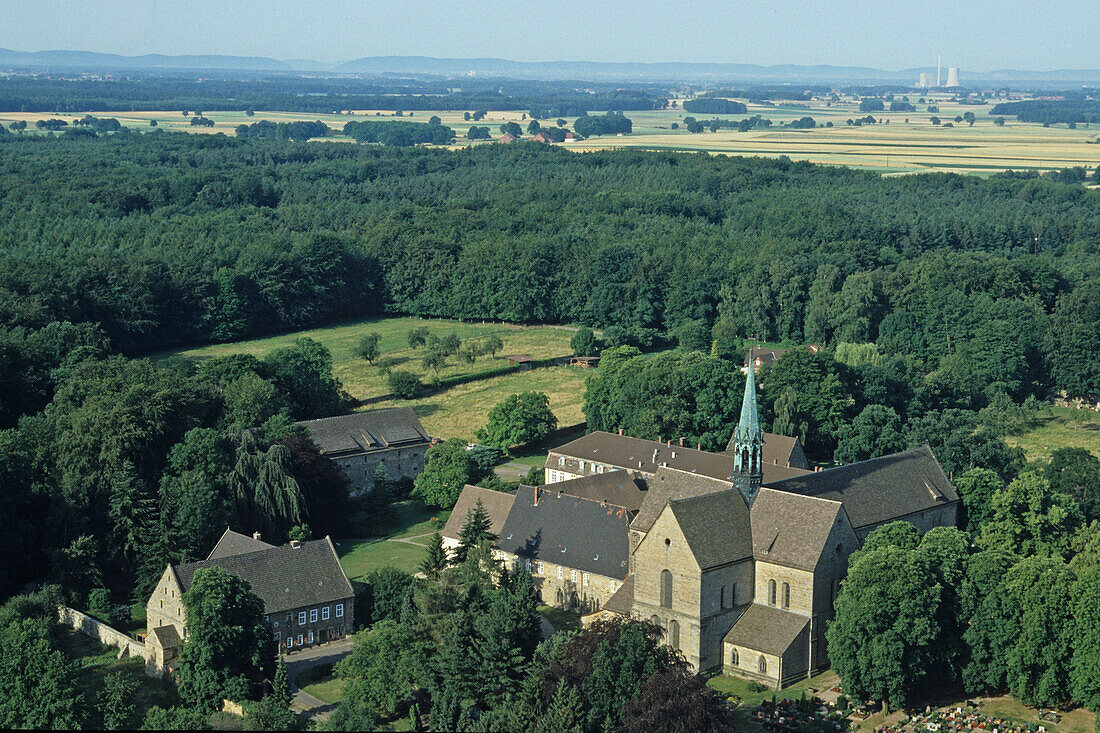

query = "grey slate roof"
[631, 466, 732, 533]
[724, 604, 810, 656]
[441, 485, 516, 541]
[148, 625, 181, 649]
[207, 528, 275, 560]
[724, 432, 806, 470]
[549, 471, 647, 514]
[603, 574, 634, 616]
[296, 408, 430, 457]
[750, 489, 844, 571]
[498, 486, 630, 580]
[764, 445, 958, 530]
[667, 489, 753, 570]
[550, 431, 809, 488]
[175, 537, 354, 615]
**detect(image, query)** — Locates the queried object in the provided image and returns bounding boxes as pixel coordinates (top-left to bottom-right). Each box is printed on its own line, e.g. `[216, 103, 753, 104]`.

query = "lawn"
[296, 663, 346, 705]
[537, 605, 581, 633]
[336, 500, 450, 580]
[1006, 406, 1100, 462]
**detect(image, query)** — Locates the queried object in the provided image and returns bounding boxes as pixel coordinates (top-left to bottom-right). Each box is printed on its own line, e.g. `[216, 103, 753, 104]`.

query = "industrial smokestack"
[937, 54, 941, 87]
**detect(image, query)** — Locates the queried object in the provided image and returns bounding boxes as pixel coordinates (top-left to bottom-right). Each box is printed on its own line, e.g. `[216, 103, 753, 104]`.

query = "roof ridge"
[755, 486, 843, 507]
[531, 484, 633, 512]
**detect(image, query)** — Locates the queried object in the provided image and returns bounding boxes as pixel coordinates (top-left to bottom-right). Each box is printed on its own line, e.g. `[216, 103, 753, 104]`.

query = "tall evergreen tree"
[420, 531, 449, 578]
[455, 498, 496, 564]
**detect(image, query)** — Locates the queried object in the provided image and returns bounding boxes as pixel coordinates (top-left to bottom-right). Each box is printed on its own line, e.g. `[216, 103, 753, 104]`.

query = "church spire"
[732, 348, 764, 506]
[734, 352, 763, 447]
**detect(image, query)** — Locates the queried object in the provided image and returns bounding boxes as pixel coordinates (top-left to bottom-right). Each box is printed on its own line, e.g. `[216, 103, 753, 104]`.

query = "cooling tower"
[946, 67, 960, 87]
[918, 72, 933, 88]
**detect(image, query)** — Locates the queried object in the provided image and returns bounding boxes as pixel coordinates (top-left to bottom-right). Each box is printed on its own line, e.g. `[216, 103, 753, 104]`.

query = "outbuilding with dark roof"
[296, 407, 431, 495]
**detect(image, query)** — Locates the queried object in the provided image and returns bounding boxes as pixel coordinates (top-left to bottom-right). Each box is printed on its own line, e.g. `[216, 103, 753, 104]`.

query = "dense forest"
[0, 131, 1096, 401]
[0, 75, 666, 114]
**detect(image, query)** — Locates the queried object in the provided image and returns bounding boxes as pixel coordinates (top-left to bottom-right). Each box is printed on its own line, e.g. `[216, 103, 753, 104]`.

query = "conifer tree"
[455, 498, 496, 563]
[420, 531, 449, 578]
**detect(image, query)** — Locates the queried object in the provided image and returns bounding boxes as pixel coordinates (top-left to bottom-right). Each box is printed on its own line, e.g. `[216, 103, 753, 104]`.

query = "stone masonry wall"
[57, 606, 149, 664]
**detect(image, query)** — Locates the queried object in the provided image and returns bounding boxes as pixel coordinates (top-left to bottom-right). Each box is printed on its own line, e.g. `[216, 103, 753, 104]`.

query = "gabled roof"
[603, 574, 634, 616]
[764, 445, 958, 530]
[498, 486, 630, 580]
[631, 466, 732, 533]
[550, 431, 810, 488]
[441, 485, 516, 541]
[296, 408, 430, 456]
[148, 625, 181, 649]
[549, 471, 647, 514]
[667, 489, 753, 570]
[207, 528, 275, 560]
[750, 489, 844, 571]
[175, 537, 354, 615]
[724, 604, 809, 656]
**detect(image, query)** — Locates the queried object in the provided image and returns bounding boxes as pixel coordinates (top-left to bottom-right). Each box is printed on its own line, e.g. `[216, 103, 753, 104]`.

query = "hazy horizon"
[2, 0, 1097, 72]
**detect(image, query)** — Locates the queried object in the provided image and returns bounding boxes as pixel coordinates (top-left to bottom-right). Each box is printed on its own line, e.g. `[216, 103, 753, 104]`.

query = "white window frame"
[310, 609, 318, 623]
[583, 573, 590, 587]
[308, 631, 314, 644]
[335, 603, 344, 618]
[297, 634, 303, 646]
[322, 606, 330, 621]
[571, 569, 578, 583]
[286, 637, 293, 648]
[298, 611, 307, 625]
[274, 621, 279, 628]
[557, 565, 563, 579]
[536, 561, 544, 575]
[274, 632, 280, 641]
[559, 456, 565, 466]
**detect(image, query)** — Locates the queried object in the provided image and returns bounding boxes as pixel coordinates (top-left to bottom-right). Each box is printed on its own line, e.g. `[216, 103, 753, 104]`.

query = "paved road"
[285, 637, 354, 721]
[494, 461, 532, 481]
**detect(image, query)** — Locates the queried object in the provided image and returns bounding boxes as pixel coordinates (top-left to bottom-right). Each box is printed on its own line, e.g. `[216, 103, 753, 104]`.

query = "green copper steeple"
[732, 349, 764, 506]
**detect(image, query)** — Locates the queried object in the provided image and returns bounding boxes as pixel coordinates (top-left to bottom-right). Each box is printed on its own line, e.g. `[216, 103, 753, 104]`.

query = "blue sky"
[1, 0, 1095, 70]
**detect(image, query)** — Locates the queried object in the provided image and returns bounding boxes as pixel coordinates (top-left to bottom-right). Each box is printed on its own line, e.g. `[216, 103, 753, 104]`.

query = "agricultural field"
[164, 315, 588, 441]
[5, 91, 1098, 176]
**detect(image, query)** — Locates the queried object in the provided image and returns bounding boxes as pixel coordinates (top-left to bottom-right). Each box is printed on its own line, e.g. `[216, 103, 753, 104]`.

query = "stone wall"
[334, 445, 429, 496]
[57, 606, 149, 664]
[855, 502, 959, 544]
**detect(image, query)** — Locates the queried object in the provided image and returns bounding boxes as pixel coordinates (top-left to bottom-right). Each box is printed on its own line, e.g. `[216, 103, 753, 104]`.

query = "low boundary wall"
[57, 605, 150, 664]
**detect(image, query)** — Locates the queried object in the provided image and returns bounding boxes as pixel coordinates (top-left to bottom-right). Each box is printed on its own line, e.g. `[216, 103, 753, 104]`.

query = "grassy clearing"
[537, 605, 581, 633]
[163, 314, 585, 440]
[1006, 406, 1100, 462]
[336, 500, 449, 580]
[366, 365, 589, 441]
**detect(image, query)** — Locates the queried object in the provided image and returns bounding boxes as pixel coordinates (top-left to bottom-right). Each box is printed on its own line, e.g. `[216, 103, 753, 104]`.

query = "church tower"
[732, 352, 764, 506]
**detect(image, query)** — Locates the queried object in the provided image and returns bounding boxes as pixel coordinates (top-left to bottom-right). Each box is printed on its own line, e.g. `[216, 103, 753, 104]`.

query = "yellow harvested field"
[4, 92, 1097, 176]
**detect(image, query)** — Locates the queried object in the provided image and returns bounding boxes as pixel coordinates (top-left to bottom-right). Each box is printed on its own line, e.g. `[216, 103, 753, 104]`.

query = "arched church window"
[768, 579, 777, 606]
[669, 619, 680, 649]
[730, 647, 739, 666]
[758, 656, 767, 673]
[782, 582, 790, 609]
[660, 569, 673, 608]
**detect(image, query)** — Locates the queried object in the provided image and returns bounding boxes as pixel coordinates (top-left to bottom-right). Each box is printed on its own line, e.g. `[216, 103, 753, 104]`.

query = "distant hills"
[1, 48, 1098, 86]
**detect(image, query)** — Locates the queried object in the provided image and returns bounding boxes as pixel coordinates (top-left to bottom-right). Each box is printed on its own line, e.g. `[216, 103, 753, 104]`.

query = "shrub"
[387, 370, 421, 399]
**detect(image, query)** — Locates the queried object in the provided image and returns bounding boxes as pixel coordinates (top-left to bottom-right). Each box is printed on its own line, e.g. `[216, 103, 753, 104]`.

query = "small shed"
[504, 354, 534, 369]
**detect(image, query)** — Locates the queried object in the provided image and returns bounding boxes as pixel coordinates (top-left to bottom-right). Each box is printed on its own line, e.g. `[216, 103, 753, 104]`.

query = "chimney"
[658, 436, 662, 444]
[290, 539, 301, 549]
[785, 461, 789, 467]
[697, 443, 702, 450]
[618, 428, 624, 436]
[679, 437, 685, 447]
[253, 531, 262, 541]
[534, 488, 540, 506]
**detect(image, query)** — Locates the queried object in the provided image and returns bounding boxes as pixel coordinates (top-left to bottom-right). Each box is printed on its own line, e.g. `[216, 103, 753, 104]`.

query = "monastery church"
[448, 361, 960, 688]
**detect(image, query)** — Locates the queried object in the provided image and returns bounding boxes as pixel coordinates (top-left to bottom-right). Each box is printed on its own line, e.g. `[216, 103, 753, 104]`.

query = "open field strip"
[164, 314, 586, 440]
[1006, 406, 1100, 462]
